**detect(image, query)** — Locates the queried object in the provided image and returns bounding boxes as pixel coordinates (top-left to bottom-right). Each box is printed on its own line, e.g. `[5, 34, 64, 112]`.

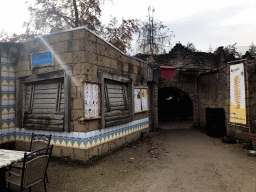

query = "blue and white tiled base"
[1, 59, 16, 129]
[0, 118, 149, 149]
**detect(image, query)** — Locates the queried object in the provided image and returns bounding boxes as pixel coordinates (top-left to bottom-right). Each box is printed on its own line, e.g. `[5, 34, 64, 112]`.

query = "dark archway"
[158, 87, 193, 122]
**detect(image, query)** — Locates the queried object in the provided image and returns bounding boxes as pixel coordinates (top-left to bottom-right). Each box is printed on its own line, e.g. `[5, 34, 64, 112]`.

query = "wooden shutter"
[23, 79, 65, 131]
[104, 79, 132, 127]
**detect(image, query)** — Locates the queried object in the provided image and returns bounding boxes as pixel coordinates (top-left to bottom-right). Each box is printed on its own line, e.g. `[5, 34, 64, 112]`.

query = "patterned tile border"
[1, 61, 16, 130]
[0, 118, 149, 150]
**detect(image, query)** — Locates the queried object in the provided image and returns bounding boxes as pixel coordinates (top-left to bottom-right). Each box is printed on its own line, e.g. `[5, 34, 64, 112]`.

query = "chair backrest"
[21, 146, 53, 188]
[29, 133, 52, 152]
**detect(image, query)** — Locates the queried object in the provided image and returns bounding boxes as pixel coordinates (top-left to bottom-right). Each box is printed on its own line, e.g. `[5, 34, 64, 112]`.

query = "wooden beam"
[25, 114, 64, 120]
[16, 78, 23, 128]
[99, 72, 105, 129]
[130, 80, 134, 121]
[101, 72, 131, 83]
[64, 71, 71, 132]
[22, 70, 65, 84]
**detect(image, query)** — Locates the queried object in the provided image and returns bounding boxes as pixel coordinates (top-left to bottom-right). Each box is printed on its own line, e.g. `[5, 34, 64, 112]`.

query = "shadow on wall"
[158, 87, 193, 122]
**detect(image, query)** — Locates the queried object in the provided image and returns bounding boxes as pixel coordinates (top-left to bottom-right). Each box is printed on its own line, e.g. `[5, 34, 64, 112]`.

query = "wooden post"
[130, 80, 134, 121]
[16, 78, 23, 128]
[245, 60, 250, 132]
[100, 72, 105, 129]
[64, 71, 71, 132]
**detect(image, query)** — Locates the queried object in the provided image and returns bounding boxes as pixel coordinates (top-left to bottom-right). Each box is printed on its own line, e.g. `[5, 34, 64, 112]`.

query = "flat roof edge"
[22, 26, 148, 64]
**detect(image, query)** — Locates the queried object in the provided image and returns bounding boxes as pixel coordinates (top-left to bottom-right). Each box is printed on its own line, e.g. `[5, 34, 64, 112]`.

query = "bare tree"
[186, 42, 197, 52]
[208, 45, 213, 53]
[248, 42, 256, 56]
[224, 43, 241, 58]
[136, 6, 174, 54]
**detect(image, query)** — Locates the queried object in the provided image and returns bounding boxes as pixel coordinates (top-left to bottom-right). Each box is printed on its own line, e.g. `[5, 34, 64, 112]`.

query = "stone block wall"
[198, 60, 256, 142]
[159, 73, 197, 126]
[2, 27, 150, 162]
[135, 43, 220, 69]
[16, 28, 149, 133]
[198, 64, 229, 128]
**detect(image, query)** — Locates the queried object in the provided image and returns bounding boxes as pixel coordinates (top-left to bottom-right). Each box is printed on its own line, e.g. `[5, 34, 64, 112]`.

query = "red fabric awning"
[160, 66, 176, 80]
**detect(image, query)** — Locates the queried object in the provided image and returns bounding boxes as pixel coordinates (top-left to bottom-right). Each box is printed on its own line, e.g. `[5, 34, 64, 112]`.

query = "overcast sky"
[1, 0, 255, 54]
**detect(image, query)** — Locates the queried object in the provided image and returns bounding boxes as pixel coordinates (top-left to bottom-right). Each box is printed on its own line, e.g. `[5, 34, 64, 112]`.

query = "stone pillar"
[194, 76, 200, 127]
[148, 82, 158, 131]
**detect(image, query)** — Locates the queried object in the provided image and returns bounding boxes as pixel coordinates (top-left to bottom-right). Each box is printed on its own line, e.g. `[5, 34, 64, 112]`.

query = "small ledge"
[78, 116, 102, 121]
[135, 110, 149, 114]
[228, 123, 248, 129]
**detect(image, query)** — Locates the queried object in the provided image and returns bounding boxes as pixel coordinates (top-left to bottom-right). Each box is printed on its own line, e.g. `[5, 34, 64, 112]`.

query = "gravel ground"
[8, 128, 256, 192]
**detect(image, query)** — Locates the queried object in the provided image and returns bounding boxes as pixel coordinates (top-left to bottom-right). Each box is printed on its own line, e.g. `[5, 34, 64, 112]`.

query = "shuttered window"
[104, 80, 132, 127]
[100, 72, 134, 129]
[23, 79, 65, 131]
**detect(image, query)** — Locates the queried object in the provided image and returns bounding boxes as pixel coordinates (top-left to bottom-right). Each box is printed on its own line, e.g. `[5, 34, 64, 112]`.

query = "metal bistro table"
[0, 149, 28, 192]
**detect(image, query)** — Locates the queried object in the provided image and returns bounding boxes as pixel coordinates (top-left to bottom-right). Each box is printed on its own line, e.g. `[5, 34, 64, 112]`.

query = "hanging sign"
[160, 66, 176, 80]
[230, 63, 246, 124]
[32, 52, 52, 66]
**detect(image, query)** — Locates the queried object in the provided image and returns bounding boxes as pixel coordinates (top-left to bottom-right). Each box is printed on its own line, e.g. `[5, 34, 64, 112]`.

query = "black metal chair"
[6, 146, 53, 192]
[29, 133, 52, 152]
[12, 133, 52, 182]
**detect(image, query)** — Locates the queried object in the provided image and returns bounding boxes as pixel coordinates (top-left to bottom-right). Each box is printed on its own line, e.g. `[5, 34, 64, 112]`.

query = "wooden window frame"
[99, 71, 134, 129]
[16, 70, 71, 132]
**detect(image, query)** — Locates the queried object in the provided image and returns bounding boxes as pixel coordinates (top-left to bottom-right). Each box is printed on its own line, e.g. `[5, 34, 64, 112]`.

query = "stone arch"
[158, 87, 194, 122]
[158, 77, 197, 125]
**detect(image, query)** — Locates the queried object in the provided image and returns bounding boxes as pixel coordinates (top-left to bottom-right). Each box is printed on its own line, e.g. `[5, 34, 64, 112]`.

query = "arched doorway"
[158, 87, 193, 123]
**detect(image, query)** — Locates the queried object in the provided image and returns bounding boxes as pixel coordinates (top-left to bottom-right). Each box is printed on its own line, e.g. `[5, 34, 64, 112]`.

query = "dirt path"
[9, 128, 256, 192]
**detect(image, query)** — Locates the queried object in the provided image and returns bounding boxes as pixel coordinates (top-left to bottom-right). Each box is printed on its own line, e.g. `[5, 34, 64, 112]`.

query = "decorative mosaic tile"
[2, 100, 8, 114]
[9, 65, 14, 73]
[55, 139, 61, 145]
[1, 64, 8, 72]
[8, 71, 15, 78]
[0, 118, 149, 148]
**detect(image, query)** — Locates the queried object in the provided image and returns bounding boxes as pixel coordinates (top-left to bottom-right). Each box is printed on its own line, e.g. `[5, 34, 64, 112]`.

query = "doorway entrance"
[158, 87, 193, 123]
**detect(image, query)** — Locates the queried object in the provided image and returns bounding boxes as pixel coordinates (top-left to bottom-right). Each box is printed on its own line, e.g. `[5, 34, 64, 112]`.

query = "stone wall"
[198, 59, 256, 142]
[135, 43, 220, 128]
[9, 27, 150, 162]
[159, 72, 197, 125]
[198, 64, 229, 128]
[135, 43, 221, 69]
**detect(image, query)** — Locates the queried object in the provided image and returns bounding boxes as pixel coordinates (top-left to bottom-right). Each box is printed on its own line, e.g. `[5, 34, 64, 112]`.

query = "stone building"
[136, 43, 256, 144]
[2, 31, 256, 160]
[136, 43, 221, 127]
[0, 27, 152, 161]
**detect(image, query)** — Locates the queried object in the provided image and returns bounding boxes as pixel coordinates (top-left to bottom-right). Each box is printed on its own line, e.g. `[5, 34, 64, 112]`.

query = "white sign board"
[230, 63, 246, 124]
[84, 83, 99, 117]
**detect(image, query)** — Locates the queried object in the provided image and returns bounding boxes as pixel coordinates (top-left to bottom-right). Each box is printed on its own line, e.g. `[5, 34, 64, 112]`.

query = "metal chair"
[12, 133, 52, 182]
[29, 133, 52, 152]
[6, 146, 53, 192]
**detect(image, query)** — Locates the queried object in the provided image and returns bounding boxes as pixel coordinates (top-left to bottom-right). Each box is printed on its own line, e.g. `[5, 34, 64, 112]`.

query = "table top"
[0, 149, 27, 168]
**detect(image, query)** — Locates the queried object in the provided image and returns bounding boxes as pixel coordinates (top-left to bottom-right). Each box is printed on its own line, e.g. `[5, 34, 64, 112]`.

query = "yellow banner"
[230, 63, 246, 124]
